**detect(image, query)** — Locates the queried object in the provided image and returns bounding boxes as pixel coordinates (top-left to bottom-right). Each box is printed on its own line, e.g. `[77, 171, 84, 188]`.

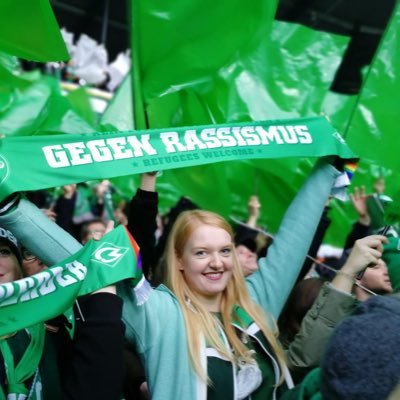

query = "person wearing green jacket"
[120, 158, 343, 400]
[285, 234, 388, 382]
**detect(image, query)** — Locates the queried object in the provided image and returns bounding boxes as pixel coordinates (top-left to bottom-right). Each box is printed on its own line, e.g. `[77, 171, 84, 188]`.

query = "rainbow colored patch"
[344, 162, 358, 180]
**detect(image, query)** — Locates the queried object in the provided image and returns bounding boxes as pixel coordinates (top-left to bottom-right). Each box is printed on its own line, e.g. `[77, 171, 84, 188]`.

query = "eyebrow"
[191, 243, 233, 250]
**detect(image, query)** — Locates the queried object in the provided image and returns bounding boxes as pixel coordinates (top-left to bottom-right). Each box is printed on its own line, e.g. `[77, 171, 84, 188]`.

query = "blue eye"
[195, 250, 206, 257]
[221, 248, 232, 255]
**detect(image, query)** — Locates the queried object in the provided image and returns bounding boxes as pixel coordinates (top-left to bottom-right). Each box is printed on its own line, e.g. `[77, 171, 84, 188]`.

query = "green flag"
[0, 116, 356, 200]
[130, 0, 279, 129]
[0, 0, 69, 61]
[0, 225, 141, 336]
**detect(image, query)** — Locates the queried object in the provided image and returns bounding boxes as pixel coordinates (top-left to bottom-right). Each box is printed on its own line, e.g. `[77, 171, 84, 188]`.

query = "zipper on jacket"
[234, 323, 280, 400]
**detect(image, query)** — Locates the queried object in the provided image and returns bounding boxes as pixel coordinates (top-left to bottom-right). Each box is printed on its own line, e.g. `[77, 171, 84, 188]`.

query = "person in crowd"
[120, 158, 343, 399]
[0, 227, 125, 400]
[0, 229, 23, 282]
[235, 236, 259, 277]
[277, 182, 393, 382]
[53, 181, 110, 241]
[127, 172, 159, 282]
[283, 234, 389, 382]
[80, 218, 107, 244]
[114, 200, 129, 226]
[278, 277, 328, 347]
[281, 294, 400, 399]
[233, 195, 271, 277]
[20, 246, 48, 276]
[366, 176, 391, 230]
[382, 236, 400, 293]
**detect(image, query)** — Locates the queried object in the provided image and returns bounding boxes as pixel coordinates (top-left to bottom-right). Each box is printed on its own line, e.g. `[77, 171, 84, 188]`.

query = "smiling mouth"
[203, 272, 223, 281]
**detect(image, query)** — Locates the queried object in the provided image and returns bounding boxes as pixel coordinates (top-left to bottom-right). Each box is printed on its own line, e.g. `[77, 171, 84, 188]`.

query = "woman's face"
[179, 224, 234, 310]
[360, 259, 393, 294]
[0, 244, 20, 283]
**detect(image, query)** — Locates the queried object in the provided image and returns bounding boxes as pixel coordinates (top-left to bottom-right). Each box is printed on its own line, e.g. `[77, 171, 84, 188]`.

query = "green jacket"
[285, 283, 358, 381]
[121, 160, 341, 400]
[280, 368, 322, 400]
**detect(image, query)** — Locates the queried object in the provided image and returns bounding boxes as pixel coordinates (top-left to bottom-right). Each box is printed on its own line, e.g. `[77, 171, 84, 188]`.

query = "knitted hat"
[320, 295, 400, 400]
[0, 227, 22, 265]
[382, 237, 400, 292]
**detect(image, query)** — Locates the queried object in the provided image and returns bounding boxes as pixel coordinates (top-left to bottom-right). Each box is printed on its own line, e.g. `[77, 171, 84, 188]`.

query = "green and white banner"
[0, 116, 356, 201]
[0, 225, 141, 337]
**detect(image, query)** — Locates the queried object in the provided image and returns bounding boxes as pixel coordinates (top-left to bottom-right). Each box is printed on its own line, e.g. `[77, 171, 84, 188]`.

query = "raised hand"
[247, 195, 261, 228]
[332, 235, 387, 293]
[342, 235, 387, 276]
[349, 186, 371, 225]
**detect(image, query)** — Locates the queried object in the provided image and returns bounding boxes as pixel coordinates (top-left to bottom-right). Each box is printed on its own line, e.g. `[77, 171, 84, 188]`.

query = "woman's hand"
[341, 235, 387, 277]
[349, 186, 371, 226]
[332, 235, 387, 293]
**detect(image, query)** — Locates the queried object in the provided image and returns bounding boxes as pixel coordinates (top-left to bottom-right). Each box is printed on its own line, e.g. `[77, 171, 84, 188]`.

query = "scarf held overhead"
[0, 116, 356, 200]
[0, 225, 141, 337]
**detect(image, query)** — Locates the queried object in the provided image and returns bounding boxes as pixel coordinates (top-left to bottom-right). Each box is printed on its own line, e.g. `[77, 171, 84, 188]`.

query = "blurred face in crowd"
[179, 224, 234, 310]
[81, 221, 107, 244]
[21, 247, 48, 277]
[62, 184, 77, 198]
[236, 244, 258, 277]
[374, 178, 385, 195]
[360, 259, 393, 294]
[0, 242, 22, 283]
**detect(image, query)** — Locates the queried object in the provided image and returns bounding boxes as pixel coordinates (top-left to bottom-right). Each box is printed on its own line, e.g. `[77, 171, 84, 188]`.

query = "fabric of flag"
[0, 0, 69, 61]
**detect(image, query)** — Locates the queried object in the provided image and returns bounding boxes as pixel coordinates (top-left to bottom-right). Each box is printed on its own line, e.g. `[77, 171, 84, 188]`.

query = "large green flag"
[130, 0, 279, 129]
[0, 116, 356, 200]
[340, 4, 400, 171]
[0, 225, 140, 336]
[0, 0, 69, 61]
[128, 1, 399, 246]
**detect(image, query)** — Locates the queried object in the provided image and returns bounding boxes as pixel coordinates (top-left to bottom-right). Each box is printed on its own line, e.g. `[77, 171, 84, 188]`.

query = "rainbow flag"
[344, 161, 358, 180]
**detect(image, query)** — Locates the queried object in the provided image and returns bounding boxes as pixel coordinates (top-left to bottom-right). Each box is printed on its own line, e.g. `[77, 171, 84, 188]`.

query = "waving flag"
[0, 0, 69, 61]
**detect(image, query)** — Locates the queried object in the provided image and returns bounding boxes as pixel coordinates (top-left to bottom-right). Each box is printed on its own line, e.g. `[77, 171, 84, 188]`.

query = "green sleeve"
[285, 283, 357, 372]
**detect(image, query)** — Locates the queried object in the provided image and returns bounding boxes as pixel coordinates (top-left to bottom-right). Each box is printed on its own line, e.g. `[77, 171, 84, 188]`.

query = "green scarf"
[0, 117, 356, 201]
[0, 324, 45, 400]
[0, 225, 141, 337]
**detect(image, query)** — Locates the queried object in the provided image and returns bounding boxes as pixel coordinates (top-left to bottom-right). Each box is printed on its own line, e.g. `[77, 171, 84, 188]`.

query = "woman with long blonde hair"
[120, 158, 342, 399]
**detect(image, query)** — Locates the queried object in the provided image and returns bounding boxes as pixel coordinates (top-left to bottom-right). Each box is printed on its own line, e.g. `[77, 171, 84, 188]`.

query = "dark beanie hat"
[0, 227, 22, 266]
[234, 224, 258, 253]
[320, 295, 400, 400]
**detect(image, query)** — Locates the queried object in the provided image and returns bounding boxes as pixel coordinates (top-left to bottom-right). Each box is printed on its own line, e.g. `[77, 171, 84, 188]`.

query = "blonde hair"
[166, 210, 286, 383]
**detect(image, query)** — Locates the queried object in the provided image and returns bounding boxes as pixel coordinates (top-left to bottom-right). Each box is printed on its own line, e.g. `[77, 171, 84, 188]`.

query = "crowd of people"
[0, 158, 399, 399]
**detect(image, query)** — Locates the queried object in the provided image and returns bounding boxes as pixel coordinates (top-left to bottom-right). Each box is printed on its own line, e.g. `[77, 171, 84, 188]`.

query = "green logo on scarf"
[91, 243, 129, 266]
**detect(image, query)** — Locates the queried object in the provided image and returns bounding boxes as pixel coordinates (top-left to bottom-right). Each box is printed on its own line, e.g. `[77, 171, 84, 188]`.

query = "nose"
[209, 253, 223, 269]
[378, 259, 388, 274]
